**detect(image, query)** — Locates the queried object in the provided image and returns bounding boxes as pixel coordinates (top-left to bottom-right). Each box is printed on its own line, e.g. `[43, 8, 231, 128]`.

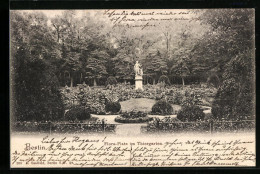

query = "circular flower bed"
[114, 111, 152, 123]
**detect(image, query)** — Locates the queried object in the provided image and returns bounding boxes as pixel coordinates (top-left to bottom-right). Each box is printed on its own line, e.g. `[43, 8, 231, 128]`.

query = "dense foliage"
[64, 106, 91, 121]
[158, 75, 171, 86]
[146, 117, 210, 133]
[105, 101, 121, 114]
[13, 120, 116, 133]
[204, 10, 255, 121]
[151, 100, 174, 115]
[177, 105, 205, 122]
[106, 76, 117, 86]
[145, 117, 254, 133]
[10, 11, 64, 122]
[61, 83, 217, 110]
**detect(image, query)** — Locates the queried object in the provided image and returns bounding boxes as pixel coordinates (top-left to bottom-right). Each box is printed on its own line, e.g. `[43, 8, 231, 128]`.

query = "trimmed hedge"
[151, 100, 174, 115]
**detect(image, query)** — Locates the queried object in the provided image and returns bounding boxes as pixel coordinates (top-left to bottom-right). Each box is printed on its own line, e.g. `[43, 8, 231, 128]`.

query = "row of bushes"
[115, 116, 152, 123]
[114, 100, 206, 123]
[146, 117, 210, 133]
[145, 118, 255, 133]
[13, 120, 116, 133]
[65, 101, 121, 121]
[151, 99, 206, 122]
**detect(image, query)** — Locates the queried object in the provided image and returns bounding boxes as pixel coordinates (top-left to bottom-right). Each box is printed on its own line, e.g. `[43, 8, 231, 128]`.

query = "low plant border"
[114, 116, 152, 123]
[12, 120, 116, 133]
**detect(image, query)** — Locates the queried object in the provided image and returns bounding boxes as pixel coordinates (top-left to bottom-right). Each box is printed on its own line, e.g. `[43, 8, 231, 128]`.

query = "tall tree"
[170, 56, 191, 86]
[10, 11, 64, 121]
[85, 50, 109, 86]
[145, 51, 168, 84]
[113, 53, 134, 83]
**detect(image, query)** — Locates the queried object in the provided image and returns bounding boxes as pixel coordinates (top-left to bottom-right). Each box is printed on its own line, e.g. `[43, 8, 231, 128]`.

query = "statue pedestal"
[135, 75, 143, 90]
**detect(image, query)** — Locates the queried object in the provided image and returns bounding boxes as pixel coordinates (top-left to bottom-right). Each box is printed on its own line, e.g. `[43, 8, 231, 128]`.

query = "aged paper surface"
[11, 133, 255, 167]
[10, 9, 255, 168]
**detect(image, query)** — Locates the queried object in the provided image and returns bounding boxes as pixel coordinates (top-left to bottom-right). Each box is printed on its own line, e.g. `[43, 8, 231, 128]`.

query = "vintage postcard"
[10, 9, 255, 168]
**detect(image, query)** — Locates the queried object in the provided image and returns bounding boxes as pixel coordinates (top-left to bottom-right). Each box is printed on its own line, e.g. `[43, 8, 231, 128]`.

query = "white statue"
[134, 61, 143, 76]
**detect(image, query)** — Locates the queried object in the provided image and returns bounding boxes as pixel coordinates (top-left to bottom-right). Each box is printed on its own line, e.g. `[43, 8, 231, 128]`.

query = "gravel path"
[92, 114, 148, 135]
[115, 123, 146, 136]
[91, 114, 119, 124]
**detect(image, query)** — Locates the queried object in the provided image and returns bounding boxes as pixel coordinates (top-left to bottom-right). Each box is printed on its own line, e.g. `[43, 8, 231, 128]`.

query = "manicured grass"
[120, 98, 181, 113]
[120, 98, 156, 112]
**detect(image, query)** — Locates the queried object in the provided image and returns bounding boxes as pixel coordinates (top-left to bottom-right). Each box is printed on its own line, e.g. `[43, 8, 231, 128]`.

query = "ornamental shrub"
[105, 101, 121, 113]
[177, 105, 205, 122]
[151, 100, 174, 115]
[65, 106, 91, 121]
[106, 76, 117, 86]
[158, 75, 171, 85]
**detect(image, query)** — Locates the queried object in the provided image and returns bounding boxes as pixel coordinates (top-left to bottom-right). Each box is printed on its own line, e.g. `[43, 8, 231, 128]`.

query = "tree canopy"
[10, 9, 255, 121]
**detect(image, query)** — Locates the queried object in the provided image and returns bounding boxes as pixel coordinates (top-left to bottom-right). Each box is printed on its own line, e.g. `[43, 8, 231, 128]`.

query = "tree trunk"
[57, 32, 60, 43]
[153, 78, 156, 85]
[166, 37, 169, 57]
[80, 73, 82, 84]
[182, 77, 185, 86]
[82, 69, 86, 84]
[93, 78, 97, 86]
[70, 77, 74, 87]
[64, 72, 66, 86]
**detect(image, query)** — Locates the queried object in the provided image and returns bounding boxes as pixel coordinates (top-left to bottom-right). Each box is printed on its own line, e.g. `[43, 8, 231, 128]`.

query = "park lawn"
[120, 98, 181, 113]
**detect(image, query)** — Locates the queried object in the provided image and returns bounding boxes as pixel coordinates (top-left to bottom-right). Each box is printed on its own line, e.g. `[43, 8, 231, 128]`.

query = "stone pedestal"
[135, 75, 143, 90]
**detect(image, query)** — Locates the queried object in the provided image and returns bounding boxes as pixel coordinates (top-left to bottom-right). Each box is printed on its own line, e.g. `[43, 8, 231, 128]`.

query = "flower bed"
[114, 111, 152, 123]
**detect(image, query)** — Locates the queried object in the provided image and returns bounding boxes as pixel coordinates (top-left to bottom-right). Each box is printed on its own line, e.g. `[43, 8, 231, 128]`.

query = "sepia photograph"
[10, 9, 255, 168]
